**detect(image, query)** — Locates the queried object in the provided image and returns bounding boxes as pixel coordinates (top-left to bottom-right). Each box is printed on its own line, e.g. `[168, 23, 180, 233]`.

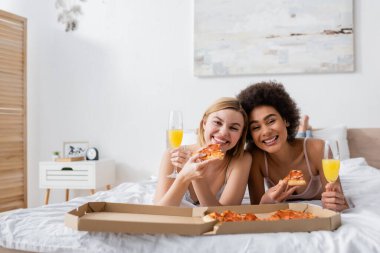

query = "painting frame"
[194, 0, 354, 76]
[63, 141, 89, 158]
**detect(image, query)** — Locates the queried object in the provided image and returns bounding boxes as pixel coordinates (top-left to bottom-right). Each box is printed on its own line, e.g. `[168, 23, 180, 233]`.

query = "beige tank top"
[263, 138, 323, 200]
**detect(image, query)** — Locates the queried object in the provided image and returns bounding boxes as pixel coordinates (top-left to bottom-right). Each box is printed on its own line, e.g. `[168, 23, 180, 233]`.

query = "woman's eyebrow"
[213, 116, 223, 121]
[264, 114, 277, 120]
[230, 122, 242, 127]
[213, 116, 241, 127]
[249, 114, 277, 125]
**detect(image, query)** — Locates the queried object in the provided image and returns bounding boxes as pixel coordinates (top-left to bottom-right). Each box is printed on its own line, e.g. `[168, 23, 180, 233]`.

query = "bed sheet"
[1, 158, 380, 253]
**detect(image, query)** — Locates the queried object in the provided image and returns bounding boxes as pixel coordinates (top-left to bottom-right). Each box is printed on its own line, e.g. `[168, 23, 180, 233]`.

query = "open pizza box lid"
[64, 202, 341, 235]
[65, 202, 214, 235]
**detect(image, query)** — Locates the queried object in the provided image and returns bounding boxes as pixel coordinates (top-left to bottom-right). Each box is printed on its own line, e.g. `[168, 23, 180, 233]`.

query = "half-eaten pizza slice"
[284, 170, 306, 186]
[195, 144, 224, 161]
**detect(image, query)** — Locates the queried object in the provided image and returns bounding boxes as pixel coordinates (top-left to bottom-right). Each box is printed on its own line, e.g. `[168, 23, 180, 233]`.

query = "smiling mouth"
[212, 137, 229, 146]
[262, 136, 278, 146]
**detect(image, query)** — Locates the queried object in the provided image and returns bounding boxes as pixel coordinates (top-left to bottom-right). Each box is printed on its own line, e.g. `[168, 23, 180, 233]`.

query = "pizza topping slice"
[207, 209, 315, 222]
[266, 209, 315, 221]
[207, 210, 258, 222]
[284, 170, 306, 186]
[195, 144, 224, 161]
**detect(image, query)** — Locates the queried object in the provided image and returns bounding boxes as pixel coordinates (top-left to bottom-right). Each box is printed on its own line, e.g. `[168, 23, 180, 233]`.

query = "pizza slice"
[195, 144, 224, 161]
[267, 209, 315, 221]
[206, 210, 258, 222]
[284, 170, 306, 186]
[206, 209, 315, 222]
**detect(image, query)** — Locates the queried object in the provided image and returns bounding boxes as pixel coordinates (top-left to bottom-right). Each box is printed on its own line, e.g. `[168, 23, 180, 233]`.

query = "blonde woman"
[154, 97, 252, 206]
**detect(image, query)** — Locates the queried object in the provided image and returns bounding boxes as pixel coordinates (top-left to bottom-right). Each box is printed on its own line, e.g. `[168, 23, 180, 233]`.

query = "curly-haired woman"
[237, 81, 348, 212]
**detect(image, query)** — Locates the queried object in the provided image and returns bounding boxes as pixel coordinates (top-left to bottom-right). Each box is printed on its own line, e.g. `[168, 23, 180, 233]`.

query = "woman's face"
[248, 105, 288, 153]
[202, 109, 244, 152]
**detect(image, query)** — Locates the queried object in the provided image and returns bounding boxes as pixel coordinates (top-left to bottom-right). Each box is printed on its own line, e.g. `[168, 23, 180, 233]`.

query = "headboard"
[347, 128, 380, 169]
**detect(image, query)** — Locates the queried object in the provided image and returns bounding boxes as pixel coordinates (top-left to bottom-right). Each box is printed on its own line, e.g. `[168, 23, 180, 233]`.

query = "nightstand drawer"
[39, 159, 115, 204]
[40, 164, 95, 189]
[46, 169, 89, 180]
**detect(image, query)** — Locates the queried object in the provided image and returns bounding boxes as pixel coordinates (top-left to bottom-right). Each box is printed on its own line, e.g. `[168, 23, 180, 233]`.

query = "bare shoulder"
[250, 148, 265, 166]
[231, 151, 252, 167]
[242, 151, 252, 163]
[251, 148, 264, 158]
[306, 138, 324, 153]
[305, 138, 324, 165]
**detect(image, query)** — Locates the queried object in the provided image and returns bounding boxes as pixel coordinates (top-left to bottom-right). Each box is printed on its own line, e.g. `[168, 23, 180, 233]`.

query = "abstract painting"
[194, 0, 354, 76]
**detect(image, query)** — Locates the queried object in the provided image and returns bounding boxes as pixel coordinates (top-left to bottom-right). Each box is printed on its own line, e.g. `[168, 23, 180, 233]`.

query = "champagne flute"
[322, 140, 340, 185]
[167, 110, 183, 178]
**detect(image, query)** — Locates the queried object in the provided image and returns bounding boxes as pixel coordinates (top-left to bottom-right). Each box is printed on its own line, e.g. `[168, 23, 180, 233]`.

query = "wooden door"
[0, 10, 27, 212]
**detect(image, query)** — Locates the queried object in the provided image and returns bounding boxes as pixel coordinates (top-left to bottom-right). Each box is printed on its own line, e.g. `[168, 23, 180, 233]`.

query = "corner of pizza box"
[64, 212, 79, 230]
[66, 203, 90, 217]
[64, 203, 91, 230]
[302, 203, 340, 218]
[87, 202, 107, 212]
[290, 202, 341, 230]
[330, 212, 342, 230]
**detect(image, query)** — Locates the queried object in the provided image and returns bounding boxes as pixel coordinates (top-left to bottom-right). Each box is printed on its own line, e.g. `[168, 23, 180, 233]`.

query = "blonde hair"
[198, 97, 248, 159]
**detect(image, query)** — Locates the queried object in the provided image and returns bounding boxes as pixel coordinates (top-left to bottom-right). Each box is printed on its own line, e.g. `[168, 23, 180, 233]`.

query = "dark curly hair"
[237, 81, 300, 147]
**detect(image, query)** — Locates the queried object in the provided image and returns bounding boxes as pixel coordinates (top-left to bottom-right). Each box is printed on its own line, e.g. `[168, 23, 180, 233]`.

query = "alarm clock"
[86, 147, 99, 160]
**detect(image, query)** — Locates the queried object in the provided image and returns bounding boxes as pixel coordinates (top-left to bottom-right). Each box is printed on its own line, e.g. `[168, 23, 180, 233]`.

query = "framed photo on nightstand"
[63, 141, 88, 158]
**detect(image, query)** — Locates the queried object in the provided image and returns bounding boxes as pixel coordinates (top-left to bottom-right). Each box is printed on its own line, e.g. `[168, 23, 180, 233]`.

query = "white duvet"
[1, 158, 380, 253]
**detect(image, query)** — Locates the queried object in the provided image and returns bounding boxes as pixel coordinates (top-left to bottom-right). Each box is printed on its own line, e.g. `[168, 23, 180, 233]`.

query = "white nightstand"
[39, 159, 115, 204]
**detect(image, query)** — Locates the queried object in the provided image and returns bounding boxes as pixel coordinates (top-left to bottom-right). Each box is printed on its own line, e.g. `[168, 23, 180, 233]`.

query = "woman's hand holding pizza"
[177, 153, 219, 182]
[174, 144, 223, 182]
[321, 182, 349, 212]
[260, 180, 299, 204]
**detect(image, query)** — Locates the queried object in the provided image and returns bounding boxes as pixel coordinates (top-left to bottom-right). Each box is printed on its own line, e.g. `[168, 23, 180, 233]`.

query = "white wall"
[1, 0, 379, 207]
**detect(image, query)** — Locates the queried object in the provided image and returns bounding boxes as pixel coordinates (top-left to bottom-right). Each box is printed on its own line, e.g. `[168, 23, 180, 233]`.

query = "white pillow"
[311, 125, 350, 160]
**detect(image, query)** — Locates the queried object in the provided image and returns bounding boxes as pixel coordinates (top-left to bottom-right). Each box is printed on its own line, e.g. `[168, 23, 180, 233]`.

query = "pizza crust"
[287, 179, 306, 186]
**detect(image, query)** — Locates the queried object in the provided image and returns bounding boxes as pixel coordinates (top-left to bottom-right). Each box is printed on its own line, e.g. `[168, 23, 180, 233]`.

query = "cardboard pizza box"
[65, 202, 215, 235]
[64, 202, 341, 235]
[204, 203, 341, 235]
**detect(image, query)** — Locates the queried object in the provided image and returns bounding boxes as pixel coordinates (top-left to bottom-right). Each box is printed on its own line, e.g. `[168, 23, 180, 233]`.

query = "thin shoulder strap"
[303, 138, 313, 175]
[263, 151, 269, 177]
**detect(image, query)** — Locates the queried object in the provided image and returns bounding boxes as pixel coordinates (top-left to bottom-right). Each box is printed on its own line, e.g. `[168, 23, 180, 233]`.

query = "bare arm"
[154, 150, 216, 206]
[190, 179, 219, 206]
[219, 152, 251, 205]
[153, 149, 190, 206]
[249, 152, 265, 204]
[192, 152, 252, 206]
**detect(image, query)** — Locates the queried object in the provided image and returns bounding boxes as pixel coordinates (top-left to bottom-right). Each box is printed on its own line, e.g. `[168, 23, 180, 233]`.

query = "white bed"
[1, 128, 380, 253]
